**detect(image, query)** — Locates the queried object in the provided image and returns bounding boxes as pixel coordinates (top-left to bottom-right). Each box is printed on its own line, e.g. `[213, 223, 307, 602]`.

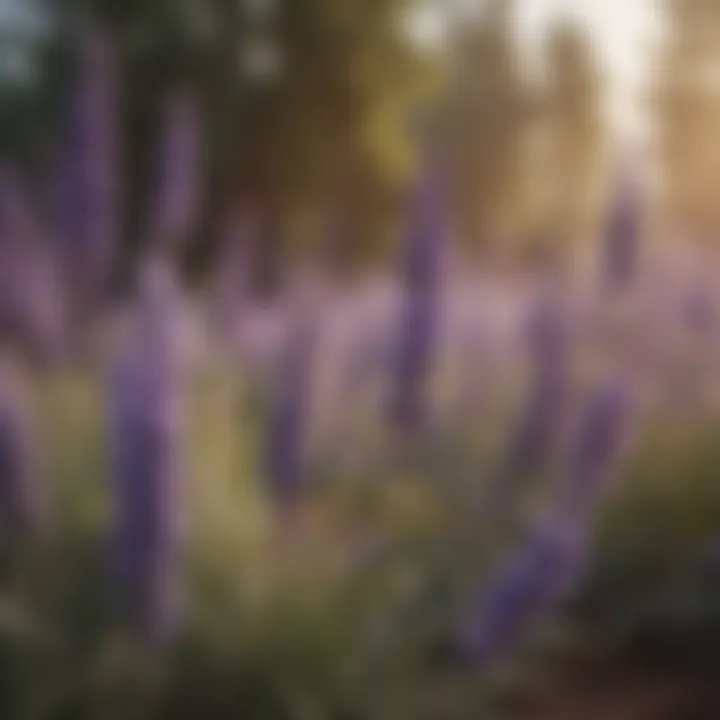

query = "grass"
[0, 369, 719, 717]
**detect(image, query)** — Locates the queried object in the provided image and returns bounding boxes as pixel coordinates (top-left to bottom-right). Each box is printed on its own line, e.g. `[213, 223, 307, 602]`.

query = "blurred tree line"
[654, 0, 720, 243]
[0, 0, 612, 289]
[441, 0, 606, 265]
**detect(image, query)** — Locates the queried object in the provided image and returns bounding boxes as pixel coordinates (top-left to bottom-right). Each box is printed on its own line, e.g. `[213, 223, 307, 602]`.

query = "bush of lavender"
[0, 9, 719, 719]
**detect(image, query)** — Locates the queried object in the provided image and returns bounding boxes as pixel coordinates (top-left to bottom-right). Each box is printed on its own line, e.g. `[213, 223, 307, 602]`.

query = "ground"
[511, 659, 720, 720]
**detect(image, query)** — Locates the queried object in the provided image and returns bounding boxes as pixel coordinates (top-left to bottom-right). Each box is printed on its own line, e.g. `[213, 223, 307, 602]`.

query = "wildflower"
[108, 256, 186, 643]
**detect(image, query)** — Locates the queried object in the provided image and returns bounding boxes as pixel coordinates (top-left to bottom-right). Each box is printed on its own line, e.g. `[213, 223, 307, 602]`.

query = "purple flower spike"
[0, 360, 46, 540]
[266, 295, 318, 524]
[0, 167, 66, 363]
[455, 521, 585, 668]
[108, 256, 186, 644]
[555, 376, 633, 526]
[150, 89, 202, 254]
[211, 207, 254, 347]
[454, 376, 633, 670]
[400, 166, 446, 293]
[487, 289, 570, 512]
[389, 291, 439, 432]
[53, 24, 118, 321]
[604, 158, 642, 290]
[388, 160, 446, 434]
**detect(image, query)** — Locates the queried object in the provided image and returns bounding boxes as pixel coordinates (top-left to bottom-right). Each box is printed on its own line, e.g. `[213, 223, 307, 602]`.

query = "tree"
[441, 0, 531, 256]
[231, 0, 428, 279]
[654, 0, 720, 240]
[0, 0, 429, 289]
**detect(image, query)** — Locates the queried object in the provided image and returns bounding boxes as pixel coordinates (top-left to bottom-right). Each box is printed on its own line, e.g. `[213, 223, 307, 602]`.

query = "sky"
[410, 0, 664, 140]
[519, 0, 663, 139]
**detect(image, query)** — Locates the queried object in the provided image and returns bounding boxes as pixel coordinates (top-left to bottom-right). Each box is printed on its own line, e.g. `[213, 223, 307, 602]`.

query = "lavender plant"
[554, 375, 633, 526]
[387, 160, 445, 434]
[0, 167, 66, 363]
[486, 288, 570, 514]
[265, 292, 318, 525]
[149, 89, 202, 255]
[683, 283, 716, 338]
[211, 207, 253, 349]
[603, 160, 642, 290]
[108, 256, 186, 643]
[52, 24, 118, 331]
[454, 520, 585, 668]
[454, 375, 633, 668]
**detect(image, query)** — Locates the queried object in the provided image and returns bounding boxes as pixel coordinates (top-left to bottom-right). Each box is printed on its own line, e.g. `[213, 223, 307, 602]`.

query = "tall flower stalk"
[387, 159, 446, 435]
[52, 24, 118, 337]
[149, 88, 202, 255]
[211, 206, 253, 349]
[0, 166, 66, 363]
[486, 288, 570, 515]
[603, 159, 642, 290]
[454, 520, 584, 668]
[108, 255, 186, 643]
[455, 375, 633, 668]
[553, 375, 633, 526]
[265, 291, 318, 527]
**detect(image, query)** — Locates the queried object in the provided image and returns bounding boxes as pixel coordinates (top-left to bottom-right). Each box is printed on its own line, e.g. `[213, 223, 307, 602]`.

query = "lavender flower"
[554, 376, 633, 526]
[603, 160, 642, 290]
[149, 89, 202, 254]
[486, 289, 570, 513]
[0, 358, 45, 539]
[17, 243, 67, 365]
[387, 161, 446, 433]
[683, 284, 715, 338]
[108, 256, 186, 643]
[454, 520, 585, 668]
[52, 24, 118, 324]
[0, 167, 66, 363]
[454, 376, 633, 667]
[265, 295, 318, 522]
[211, 207, 253, 347]
[388, 292, 439, 432]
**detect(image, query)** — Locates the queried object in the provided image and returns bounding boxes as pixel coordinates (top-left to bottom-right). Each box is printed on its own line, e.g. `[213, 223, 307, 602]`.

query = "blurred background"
[3, 0, 720, 718]
[0, 0, 659, 282]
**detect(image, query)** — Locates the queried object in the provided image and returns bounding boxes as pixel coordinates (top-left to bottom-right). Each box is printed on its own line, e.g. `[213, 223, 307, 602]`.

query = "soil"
[508, 659, 720, 720]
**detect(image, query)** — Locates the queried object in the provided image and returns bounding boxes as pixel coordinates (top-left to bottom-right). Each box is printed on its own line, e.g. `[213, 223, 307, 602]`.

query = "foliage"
[0, 0, 430, 283]
[0, 370, 716, 717]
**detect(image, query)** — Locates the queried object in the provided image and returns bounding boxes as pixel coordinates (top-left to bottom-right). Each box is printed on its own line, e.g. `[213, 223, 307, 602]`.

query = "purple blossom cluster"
[604, 162, 642, 290]
[456, 374, 633, 668]
[149, 89, 202, 254]
[52, 25, 118, 326]
[211, 208, 254, 347]
[455, 521, 585, 667]
[487, 288, 570, 513]
[0, 167, 65, 363]
[265, 296, 318, 523]
[108, 257, 186, 643]
[387, 160, 446, 434]
[555, 376, 633, 525]
[0, 18, 660, 665]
